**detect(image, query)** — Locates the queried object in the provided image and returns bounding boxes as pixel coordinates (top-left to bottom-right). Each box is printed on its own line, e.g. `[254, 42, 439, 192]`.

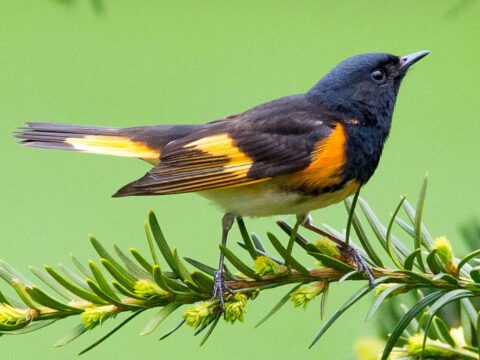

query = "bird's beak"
[399, 50, 431, 69]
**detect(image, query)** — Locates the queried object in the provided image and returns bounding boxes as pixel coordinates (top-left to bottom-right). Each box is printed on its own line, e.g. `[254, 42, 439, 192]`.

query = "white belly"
[199, 180, 359, 217]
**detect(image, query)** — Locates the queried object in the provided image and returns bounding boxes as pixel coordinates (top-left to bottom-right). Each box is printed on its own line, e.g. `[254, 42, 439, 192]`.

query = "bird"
[15, 50, 430, 307]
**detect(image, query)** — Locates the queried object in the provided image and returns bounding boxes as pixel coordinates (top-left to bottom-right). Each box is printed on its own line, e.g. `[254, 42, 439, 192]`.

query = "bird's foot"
[338, 243, 375, 287]
[212, 270, 234, 310]
[299, 213, 375, 287]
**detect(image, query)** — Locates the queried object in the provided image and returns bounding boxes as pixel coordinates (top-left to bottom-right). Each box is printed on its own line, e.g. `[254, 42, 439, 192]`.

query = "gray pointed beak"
[399, 50, 431, 68]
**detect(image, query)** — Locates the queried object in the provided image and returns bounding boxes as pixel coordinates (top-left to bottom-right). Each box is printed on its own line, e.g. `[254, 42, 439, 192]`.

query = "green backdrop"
[1, 1, 479, 359]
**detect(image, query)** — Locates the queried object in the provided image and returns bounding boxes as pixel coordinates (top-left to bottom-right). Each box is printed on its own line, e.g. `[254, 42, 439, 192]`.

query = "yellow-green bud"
[405, 333, 447, 357]
[0, 304, 36, 327]
[374, 283, 405, 298]
[433, 236, 454, 264]
[354, 337, 384, 360]
[133, 279, 170, 299]
[405, 333, 425, 353]
[450, 327, 466, 348]
[81, 305, 117, 330]
[389, 348, 408, 359]
[315, 237, 340, 257]
[225, 293, 248, 324]
[253, 256, 288, 277]
[183, 301, 216, 329]
[375, 283, 392, 296]
[290, 281, 326, 309]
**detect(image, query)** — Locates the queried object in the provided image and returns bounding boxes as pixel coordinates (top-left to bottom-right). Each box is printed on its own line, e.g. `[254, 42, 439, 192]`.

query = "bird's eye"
[370, 69, 386, 83]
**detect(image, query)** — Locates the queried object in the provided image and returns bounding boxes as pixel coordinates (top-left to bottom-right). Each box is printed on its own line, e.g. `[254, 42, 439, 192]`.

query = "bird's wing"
[113, 95, 343, 196]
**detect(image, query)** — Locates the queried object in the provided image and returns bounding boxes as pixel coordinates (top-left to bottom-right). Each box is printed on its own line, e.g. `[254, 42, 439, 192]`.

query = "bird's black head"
[308, 51, 430, 131]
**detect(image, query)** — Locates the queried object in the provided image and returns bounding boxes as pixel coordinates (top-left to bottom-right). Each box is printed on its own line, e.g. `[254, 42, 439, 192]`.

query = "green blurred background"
[0, 1, 479, 359]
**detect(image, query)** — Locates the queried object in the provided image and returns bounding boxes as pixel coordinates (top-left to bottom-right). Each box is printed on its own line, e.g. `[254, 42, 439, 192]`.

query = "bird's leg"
[298, 213, 375, 286]
[297, 214, 344, 246]
[212, 213, 235, 310]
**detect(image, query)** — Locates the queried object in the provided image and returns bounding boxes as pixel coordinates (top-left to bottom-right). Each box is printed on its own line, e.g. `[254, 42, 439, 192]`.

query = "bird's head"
[308, 51, 430, 128]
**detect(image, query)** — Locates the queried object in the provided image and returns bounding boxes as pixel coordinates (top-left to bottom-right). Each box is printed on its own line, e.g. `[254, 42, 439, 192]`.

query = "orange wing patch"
[286, 123, 346, 190]
[184, 133, 253, 176]
[175, 133, 267, 190]
[65, 136, 160, 161]
[128, 133, 269, 195]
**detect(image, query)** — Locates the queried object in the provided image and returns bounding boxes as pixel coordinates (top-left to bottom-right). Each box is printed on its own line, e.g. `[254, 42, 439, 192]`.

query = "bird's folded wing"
[129, 132, 266, 195]
[114, 125, 336, 196]
[114, 96, 337, 196]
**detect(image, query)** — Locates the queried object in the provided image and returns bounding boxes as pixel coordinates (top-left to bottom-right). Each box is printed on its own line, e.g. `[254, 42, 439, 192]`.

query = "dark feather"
[15, 122, 203, 154]
[114, 94, 337, 196]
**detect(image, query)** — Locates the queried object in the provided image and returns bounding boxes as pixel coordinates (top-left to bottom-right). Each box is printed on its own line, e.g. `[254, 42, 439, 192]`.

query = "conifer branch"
[1, 177, 479, 359]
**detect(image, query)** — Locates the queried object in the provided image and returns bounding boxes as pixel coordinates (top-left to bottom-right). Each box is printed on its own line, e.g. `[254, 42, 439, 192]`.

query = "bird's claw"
[338, 243, 375, 287]
[212, 270, 233, 310]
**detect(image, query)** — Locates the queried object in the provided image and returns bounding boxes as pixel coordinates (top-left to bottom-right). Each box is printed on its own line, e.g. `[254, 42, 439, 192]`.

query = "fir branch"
[0, 177, 479, 358]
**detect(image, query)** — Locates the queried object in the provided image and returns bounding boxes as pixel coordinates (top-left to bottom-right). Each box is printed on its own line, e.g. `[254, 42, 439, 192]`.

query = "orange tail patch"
[65, 136, 160, 160]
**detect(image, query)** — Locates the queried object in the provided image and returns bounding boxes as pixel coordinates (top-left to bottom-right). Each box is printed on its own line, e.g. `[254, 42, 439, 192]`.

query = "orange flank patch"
[286, 123, 347, 190]
[65, 136, 160, 160]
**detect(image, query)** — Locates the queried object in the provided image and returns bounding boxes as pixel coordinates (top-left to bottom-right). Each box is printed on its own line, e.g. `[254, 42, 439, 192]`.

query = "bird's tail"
[15, 122, 200, 162]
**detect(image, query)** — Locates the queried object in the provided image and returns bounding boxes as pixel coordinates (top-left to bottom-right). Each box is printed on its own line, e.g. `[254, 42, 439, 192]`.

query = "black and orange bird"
[16, 50, 430, 306]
